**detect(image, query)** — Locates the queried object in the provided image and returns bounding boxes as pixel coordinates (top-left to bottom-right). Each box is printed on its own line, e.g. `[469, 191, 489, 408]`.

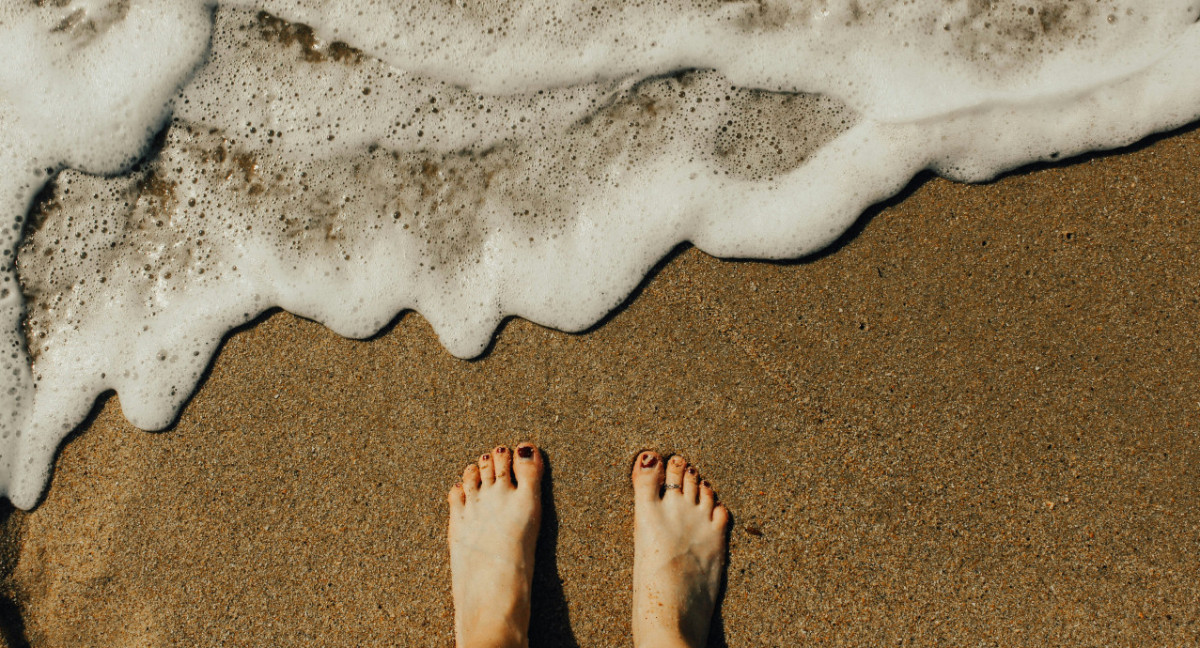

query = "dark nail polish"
[687, 467, 697, 475]
[640, 454, 657, 468]
[480, 454, 489, 462]
[702, 480, 711, 488]
[496, 447, 507, 454]
[517, 446, 534, 458]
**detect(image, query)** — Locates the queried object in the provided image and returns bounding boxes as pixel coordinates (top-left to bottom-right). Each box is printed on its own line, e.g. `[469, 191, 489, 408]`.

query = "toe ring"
[663, 484, 682, 490]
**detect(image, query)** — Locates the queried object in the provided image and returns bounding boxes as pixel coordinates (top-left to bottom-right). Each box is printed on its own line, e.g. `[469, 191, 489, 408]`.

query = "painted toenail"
[517, 446, 533, 458]
[496, 447, 506, 453]
[480, 454, 489, 461]
[702, 480, 711, 488]
[640, 454, 658, 468]
[687, 467, 697, 475]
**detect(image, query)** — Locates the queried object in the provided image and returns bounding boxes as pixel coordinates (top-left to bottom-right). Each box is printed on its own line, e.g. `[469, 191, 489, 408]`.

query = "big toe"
[632, 451, 665, 502]
[513, 442, 544, 492]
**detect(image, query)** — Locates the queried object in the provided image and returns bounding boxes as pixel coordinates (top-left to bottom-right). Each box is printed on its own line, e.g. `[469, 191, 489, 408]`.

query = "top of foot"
[631, 451, 729, 648]
[448, 443, 544, 648]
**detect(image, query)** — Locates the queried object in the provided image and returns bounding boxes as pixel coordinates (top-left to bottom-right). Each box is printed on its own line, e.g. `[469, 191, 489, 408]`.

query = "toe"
[492, 446, 513, 487]
[712, 504, 730, 529]
[478, 453, 495, 485]
[699, 480, 716, 511]
[683, 465, 700, 502]
[664, 455, 687, 495]
[463, 464, 481, 497]
[631, 451, 665, 502]
[448, 483, 466, 512]
[513, 443, 543, 491]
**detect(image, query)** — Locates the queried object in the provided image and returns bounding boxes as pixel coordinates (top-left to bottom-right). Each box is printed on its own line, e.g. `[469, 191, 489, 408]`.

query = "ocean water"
[0, 0, 1198, 509]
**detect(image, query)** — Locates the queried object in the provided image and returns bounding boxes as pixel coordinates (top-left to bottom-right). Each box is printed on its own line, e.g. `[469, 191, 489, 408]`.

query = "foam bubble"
[0, 2, 1198, 507]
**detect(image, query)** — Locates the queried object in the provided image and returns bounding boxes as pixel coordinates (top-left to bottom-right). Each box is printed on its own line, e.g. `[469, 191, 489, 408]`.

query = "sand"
[0, 124, 1197, 647]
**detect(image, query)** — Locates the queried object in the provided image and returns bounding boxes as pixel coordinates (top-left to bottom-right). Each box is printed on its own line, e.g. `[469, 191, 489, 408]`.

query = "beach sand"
[0, 125, 1197, 647]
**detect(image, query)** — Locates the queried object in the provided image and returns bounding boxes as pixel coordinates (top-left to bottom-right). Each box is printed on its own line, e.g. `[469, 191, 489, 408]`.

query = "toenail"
[640, 454, 658, 468]
[496, 447, 507, 454]
[702, 480, 711, 488]
[687, 467, 697, 475]
[480, 454, 489, 462]
[517, 446, 534, 458]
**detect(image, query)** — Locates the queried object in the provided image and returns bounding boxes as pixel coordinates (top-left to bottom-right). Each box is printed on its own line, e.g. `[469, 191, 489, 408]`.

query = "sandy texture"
[1, 126, 1198, 647]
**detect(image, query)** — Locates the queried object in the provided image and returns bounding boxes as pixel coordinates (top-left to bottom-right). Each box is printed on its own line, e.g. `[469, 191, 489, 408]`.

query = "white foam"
[0, 1, 1198, 508]
[227, 0, 1198, 120]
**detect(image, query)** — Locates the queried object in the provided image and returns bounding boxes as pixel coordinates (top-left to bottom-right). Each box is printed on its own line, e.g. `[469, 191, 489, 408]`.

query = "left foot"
[447, 443, 544, 648]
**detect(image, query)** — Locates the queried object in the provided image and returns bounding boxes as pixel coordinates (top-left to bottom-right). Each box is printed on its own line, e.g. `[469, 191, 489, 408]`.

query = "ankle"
[633, 628, 700, 648]
[458, 627, 527, 648]
[457, 617, 528, 648]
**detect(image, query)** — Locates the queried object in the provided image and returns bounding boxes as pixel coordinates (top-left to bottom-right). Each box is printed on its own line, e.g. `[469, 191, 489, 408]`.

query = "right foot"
[448, 443, 544, 648]
[631, 452, 729, 648]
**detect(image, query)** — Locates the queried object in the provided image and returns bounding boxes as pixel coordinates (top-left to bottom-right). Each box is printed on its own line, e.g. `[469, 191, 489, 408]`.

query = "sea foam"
[0, 0, 1198, 508]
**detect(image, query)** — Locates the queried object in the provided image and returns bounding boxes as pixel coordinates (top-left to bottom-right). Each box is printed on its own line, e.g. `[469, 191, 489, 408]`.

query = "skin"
[447, 445, 728, 648]
[447, 444, 542, 648]
[630, 451, 729, 648]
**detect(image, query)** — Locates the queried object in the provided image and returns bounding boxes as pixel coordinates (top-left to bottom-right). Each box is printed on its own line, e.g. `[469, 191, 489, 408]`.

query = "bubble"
[1, 1, 1199, 507]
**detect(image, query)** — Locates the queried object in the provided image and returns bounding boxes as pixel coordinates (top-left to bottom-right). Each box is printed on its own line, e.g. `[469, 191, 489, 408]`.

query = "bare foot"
[631, 452, 729, 648]
[448, 443, 544, 648]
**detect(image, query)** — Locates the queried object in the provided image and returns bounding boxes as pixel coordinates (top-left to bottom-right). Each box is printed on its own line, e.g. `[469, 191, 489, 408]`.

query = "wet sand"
[0, 125, 1197, 647]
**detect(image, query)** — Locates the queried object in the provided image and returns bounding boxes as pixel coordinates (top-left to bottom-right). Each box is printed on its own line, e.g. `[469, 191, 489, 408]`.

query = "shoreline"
[1, 125, 1198, 646]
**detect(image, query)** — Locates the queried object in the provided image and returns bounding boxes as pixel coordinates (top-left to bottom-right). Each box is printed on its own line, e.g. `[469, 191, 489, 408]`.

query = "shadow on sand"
[527, 451, 581, 648]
